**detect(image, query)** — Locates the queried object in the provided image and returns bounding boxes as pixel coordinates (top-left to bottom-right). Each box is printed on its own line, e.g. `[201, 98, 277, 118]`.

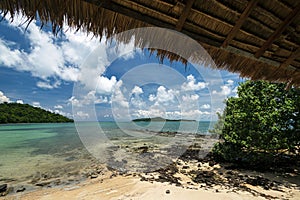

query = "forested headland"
[0, 103, 73, 123]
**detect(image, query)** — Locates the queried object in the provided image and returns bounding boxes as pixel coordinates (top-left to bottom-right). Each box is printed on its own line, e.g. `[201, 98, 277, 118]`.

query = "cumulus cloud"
[132, 107, 165, 119]
[0, 91, 10, 103]
[130, 96, 145, 108]
[75, 111, 89, 119]
[37, 80, 61, 89]
[68, 90, 109, 107]
[149, 86, 177, 104]
[131, 86, 143, 95]
[178, 94, 200, 111]
[132, 108, 210, 121]
[0, 15, 80, 86]
[181, 75, 207, 91]
[212, 79, 236, 96]
[96, 76, 117, 94]
[181, 109, 210, 119]
[200, 104, 211, 109]
[54, 105, 63, 109]
[16, 100, 24, 104]
[114, 37, 139, 60]
[0, 13, 235, 121]
[0, 13, 136, 92]
[32, 102, 41, 107]
[182, 94, 199, 102]
[227, 79, 234, 86]
[112, 80, 129, 108]
[0, 39, 23, 67]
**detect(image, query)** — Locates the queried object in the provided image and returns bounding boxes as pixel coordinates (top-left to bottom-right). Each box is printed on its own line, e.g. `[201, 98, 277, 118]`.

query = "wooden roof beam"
[175, 0, 195, 31]
[83, 0, 221, 46]
[221, 0, 259, 48]
[277, 47, 300, 71]
[255, 3, 300, 58]
[267, 46, 300, 80]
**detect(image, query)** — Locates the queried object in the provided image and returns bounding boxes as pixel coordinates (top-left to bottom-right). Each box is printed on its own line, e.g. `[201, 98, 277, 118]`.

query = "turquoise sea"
[0, 121, 214, 187]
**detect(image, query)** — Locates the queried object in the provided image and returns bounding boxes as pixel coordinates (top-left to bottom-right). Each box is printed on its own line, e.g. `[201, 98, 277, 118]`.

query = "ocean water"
[0, 121, 214, 186]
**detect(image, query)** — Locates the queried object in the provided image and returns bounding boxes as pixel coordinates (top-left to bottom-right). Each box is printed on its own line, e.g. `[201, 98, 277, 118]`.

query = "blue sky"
[0, 13, 245, 121]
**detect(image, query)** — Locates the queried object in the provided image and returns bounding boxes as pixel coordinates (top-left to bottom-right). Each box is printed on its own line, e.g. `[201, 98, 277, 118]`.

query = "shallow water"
[0, 121, 213, 185]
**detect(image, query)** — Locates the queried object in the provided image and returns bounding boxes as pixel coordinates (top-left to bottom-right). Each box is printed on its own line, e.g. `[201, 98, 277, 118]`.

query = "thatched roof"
[1, 0, 300, 86]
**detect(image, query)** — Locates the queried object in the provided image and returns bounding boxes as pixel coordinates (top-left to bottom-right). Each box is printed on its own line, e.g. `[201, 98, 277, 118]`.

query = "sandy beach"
[1, 155, 299, 200]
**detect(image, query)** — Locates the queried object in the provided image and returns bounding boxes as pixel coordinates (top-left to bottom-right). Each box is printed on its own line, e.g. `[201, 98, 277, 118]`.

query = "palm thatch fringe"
[0, 0, 299, 86]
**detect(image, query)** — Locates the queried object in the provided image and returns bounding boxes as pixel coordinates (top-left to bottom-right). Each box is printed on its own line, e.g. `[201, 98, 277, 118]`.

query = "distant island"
[132, 117, 196, 122]
[0, 103, 73, 124]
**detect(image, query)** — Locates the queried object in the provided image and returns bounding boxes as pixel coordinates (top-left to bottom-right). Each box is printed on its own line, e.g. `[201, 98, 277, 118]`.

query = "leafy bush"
[213, 81, 300, 167]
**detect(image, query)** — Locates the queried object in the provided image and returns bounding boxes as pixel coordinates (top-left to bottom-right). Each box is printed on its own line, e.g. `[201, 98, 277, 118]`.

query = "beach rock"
[16, 186, 26, 193]
[35, 181, 51, 187]
[182, 165, 189, 169]
[208, 161, 216, 167]
[226, 170, 234, 175]
[0, 184, 7, 193]
[245, 175, 269, 187]
[176, 160, 182, 165]
[166, 189, 170, 194]
[137, 146, 148, 153]
[90, 175, 98, 179]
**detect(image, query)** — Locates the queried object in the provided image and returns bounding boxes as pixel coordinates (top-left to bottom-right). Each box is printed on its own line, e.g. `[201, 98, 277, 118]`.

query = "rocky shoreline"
[1, 137, 299, 199]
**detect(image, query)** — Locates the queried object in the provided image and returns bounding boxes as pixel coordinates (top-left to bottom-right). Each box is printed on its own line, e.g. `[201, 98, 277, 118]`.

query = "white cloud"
[75, 111, 89, 119]
[149, 86, 176, 104]
[220, 85, 231, 96]
[0, 39, 23, 67]
[182, 94, 199, 101]
[227, 79, 234, 86]
[0, 91, 10, 103]
[132, 107, 165, 119]
[0, 14, 81, 86]
[37, 80, 61, 89]
[130, 97, 145, 108]
[129, 86, 145, 108]
[96, 76, 117, 94]
[177, 94, 199, 111]
[51, 109, 71, 118]
[54, 105, 63, 109]
[212, 79, 236, 96]
[149, 94, 156, 102]
[32, 102, 41, 107]
[131, 86, 143, 95]
[112, 80, 129, 108]
[68, 90, 109, 107]
[200, 104, 211, 109]
[181, 75, 207, 91]
[115, 37, 138, 60]
[181, 109, 210, 119]
[0, 13, 137, 92]
[16, 100, 24, 104]
[61, 30, 99, 65]
[132, 108, 210, 121]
